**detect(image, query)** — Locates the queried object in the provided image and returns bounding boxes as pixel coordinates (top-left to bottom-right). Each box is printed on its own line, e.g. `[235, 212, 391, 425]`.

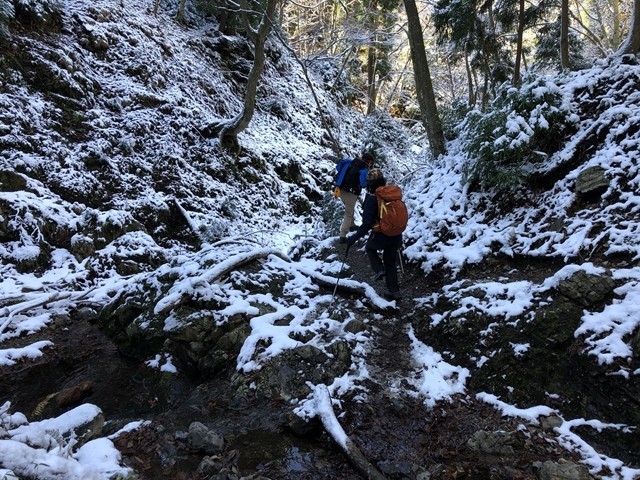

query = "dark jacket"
[349, 191, 402, 247]
[351, 192, 377, 241]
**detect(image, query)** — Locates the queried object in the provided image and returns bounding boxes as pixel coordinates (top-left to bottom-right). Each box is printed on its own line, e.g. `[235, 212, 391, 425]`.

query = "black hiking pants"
[365, 233, 403, 294]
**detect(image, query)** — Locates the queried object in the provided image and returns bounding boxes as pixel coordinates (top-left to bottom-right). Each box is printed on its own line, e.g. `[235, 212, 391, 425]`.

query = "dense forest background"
[194, 0, 638, 157]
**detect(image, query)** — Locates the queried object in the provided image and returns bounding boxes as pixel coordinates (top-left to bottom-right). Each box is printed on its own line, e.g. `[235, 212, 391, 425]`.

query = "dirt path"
[331, 242, 572, 480]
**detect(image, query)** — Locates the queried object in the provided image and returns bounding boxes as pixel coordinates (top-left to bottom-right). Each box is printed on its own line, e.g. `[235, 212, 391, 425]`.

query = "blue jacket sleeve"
[359, 168, 368, 187]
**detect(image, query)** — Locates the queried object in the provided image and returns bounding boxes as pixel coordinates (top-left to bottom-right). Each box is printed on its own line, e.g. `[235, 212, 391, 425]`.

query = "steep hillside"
[399, 55, 640, 479]
[1, 0, 417, 279]
[1, 1, 640, 480]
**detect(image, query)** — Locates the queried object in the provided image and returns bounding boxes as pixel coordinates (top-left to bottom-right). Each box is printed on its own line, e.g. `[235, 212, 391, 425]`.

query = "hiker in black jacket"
[346, 168, 403, 300]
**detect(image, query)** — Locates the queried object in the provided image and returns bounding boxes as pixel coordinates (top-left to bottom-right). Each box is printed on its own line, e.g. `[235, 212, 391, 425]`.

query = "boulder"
[187, 421, 224, 455]
[557, 270, 615, 307]
[467, 429, 517, 455]
[575, 166, 608, 197]
[533, 459, 592, 480]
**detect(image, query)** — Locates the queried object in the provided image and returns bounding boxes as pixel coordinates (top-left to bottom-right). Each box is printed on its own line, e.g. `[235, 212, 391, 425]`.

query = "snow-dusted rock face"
[0, 0, 370, 276]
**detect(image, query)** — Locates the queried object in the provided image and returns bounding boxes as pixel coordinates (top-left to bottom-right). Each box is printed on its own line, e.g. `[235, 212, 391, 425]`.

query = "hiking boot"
[383, 290, 402, 301]
[372, 271, 385, 281]
[339, 237, 347, 244]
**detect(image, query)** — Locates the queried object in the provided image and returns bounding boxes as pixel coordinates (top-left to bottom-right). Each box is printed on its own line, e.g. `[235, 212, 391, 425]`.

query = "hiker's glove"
[346, 235, 357, 248]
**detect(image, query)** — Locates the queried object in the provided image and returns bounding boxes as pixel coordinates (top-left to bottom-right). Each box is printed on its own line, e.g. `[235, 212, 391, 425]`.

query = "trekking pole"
[330, 245, 350, 305]
[398, 243, 405, 276]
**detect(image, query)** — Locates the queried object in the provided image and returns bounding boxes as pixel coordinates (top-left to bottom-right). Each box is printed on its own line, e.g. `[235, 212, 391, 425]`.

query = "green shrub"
[320, 191, 343, 237]
[460, 77, 577, 192]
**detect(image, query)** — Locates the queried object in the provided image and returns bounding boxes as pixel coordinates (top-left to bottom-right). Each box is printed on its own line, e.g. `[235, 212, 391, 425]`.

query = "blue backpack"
[335, 158, 367, 195]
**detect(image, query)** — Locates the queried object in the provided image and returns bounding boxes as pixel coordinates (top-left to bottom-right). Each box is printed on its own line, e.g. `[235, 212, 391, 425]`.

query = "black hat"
[362, 152, 375, 165]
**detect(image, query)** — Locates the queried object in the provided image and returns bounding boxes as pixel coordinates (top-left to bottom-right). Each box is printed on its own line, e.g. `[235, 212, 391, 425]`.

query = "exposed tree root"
[268, 256, 392, 310]
[0, 292, 74, 336]
[154, 248, 291, 315]
[0, 245, 388, 337]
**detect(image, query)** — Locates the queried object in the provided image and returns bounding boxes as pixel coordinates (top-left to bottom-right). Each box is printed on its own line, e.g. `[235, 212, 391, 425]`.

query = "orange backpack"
[373, 185, 408, 236]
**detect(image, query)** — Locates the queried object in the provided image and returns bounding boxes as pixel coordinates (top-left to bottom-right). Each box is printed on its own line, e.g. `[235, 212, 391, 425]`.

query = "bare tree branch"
[271, 27, 343, 153]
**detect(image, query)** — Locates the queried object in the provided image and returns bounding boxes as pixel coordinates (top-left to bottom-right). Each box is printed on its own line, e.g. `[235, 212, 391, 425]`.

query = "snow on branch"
[154, 247, 290, 315]
[312, 384, 389, 480]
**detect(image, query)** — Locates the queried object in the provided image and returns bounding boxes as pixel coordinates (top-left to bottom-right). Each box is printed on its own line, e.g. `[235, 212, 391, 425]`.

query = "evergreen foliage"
[439, 98, 471, 141]
[321, 191, 344, 237]
[432, 0, 478, 47]
[433, 0, 514, 105]
[359, 110, 419, 171]
[460, 76, 577, 192]
[533, 20, 588, 71]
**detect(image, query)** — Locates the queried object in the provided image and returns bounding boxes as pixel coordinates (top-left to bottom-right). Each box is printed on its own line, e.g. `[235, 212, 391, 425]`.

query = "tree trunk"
[366, 0, 378, 115]
[219, 0, 278, 151]
[177, 0, 187, 24]
[402, 0, 446, 157]
[513, 0, 525, 85]
[465, 42, 476, 107]
[611, 0, 622, 49]
[331, 48, 355, 92]
[218, 0, 237, 36]
[366, 43, 377, 114]
[481, 70, 489, 110]
[560, 0, 570, 69]
[616, 0, 640, 54]
[382, 57, 410, 111]
[446, 58, 455, 101]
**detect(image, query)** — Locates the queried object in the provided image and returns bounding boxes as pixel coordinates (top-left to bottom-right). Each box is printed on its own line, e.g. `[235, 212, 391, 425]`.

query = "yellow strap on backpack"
[333, 187, 341, 198]
[372, 200, 388, 233]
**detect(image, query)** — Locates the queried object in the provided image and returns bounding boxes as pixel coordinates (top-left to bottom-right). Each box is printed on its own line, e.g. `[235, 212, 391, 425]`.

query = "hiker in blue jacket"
[330, 152, 375, 243]
[346, 168, 402, 300]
